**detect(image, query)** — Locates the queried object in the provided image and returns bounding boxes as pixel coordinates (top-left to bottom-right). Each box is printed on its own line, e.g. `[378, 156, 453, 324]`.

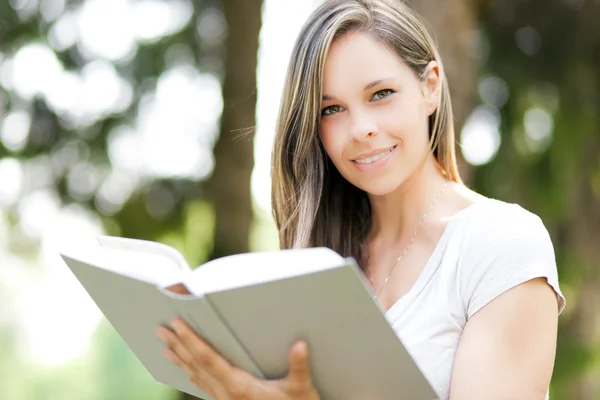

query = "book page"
[60, 236, 190, 287]
[184, 247, 346, 295]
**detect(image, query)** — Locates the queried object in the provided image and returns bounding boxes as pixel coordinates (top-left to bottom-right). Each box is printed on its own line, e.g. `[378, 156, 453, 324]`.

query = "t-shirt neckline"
[383, 199, 489, 319]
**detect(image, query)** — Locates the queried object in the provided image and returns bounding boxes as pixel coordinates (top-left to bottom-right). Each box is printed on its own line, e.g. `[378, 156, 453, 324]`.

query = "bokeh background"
[0, 0, 598, 399]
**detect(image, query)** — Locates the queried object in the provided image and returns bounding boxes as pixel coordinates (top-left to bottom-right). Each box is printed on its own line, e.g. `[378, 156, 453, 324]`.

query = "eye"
[371, 89, 395, 101]
[321, 105, 344, 116]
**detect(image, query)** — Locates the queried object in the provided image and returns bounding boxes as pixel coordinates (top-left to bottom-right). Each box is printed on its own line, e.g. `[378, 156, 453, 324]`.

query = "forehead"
[322, 32, 412, 92]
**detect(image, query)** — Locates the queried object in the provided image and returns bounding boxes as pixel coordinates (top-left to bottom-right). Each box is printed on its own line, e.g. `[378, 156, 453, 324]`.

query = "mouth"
[352, 145, 397, 164]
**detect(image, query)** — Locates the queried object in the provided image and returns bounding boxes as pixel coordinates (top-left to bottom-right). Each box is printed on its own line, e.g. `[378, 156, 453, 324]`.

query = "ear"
[422, 61, 441, 117]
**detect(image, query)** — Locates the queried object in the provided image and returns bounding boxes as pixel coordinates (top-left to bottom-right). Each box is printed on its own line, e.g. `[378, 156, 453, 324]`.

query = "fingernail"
[170, 317, 183, 330]
[296, 341, 307, 354]
[163, 348, 174, 361]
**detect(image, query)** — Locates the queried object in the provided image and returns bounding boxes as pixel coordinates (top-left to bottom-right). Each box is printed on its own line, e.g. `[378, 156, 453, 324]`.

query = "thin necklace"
[366, 180, 448, 301]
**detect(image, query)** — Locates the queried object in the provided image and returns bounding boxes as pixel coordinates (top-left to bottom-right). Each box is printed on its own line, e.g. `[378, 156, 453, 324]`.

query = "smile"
[353, 145, 397, 164]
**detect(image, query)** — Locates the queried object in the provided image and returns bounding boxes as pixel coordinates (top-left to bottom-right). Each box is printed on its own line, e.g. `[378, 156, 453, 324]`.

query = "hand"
[156, 318, 320, 400]
[165, 283, 191, 294]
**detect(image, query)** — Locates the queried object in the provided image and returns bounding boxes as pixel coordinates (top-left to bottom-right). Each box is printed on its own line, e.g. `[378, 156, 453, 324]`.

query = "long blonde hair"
[271, 0, 462, 263]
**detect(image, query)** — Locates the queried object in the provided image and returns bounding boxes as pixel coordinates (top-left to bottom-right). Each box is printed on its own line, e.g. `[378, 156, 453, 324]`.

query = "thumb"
[288, 341, 311, 384]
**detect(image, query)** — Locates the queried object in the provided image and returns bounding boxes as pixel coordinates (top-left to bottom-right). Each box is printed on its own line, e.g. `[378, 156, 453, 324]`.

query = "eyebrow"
[322, 77, 396, 101]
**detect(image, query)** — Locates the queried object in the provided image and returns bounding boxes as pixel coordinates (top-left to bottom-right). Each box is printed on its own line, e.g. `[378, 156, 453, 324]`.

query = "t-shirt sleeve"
[458, 203, 566, 320]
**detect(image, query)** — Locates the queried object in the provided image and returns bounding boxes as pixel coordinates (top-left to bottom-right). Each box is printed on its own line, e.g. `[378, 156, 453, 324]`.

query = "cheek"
[383, 103, 429, 144]
[319, 124, 345, 160]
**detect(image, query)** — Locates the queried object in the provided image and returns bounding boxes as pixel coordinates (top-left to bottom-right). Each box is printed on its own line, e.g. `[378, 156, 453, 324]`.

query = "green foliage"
[0, 321, 177, 400]
[90, 321, 177, 400]
[158, 199, 216, 268]
[0, 1, 226, 399]
[477, 0, 600, 395]
[1, 0, 598, 398]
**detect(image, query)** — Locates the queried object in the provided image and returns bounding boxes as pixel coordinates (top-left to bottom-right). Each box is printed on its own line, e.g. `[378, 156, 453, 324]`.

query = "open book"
[59, 236, 437, 400]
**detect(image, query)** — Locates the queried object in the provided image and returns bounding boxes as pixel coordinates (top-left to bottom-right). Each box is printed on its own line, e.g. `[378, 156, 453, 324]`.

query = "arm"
[449, 277, 559, 400]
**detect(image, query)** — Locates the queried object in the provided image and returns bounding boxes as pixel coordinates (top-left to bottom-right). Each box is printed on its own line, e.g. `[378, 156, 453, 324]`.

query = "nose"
[349, 109, 378, 141]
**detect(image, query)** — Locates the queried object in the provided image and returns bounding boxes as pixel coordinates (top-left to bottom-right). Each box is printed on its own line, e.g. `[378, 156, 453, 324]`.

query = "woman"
[157, 0, 566, 398]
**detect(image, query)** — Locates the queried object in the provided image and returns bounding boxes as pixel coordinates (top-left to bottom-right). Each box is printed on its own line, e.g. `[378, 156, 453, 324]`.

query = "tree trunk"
[179, 0, 263, 399]
[207, 0, 263, 260]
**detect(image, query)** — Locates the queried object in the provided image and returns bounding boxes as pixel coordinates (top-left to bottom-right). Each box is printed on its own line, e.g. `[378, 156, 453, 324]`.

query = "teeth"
[354, 147, 394, 164]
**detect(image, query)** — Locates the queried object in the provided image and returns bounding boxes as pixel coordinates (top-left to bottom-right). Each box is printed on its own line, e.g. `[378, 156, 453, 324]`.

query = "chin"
[354, 179, 404, 197]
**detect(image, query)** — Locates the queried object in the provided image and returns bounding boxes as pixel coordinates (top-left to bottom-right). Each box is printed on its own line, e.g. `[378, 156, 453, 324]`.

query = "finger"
[163, 347, 196, 377]
[163, 319, 258, 398]
[278, 341, 317, 398]
[164, 348, 219, 399]
[170, 318, 234, 383]
[156, 325, 198, 368]
[166, 283, 191, 294]
[287, 341, 313, 386]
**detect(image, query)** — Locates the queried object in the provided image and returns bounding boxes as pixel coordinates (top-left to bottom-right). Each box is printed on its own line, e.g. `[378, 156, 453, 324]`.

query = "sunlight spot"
[136, 66, 222, 179]
[524, 108, 553, 153]
[24, 155, 55, 191]
[197, 7, 227, 46]
[0, 254, 30, 330]
[145, 184, 176, 220]
[43, 61, 132, 127]
[66, 162, 103, 202]
[45, 70, 83, 114]
[81, 60, 133, 115]
[10, 0, 39, 20]
[0, 58, 14, 90]
[11, 43, 63, 101]
[50, 139, 90, 177]
[0, 110, 31, 152]
[515, 26, 541, 57]
[16, 205, 104, 366]
[9, 0, 30, 10]
[77, 0, 136, 61]
[132, 0, 193, 43]
[95, 168, 139, 215]
[107, 125, 143, 174]
[48, 11, 78, 51]
[460, 105, 502, 166]
[478, 75, 509, 108]
[17, 190, 61, 240]
[165, 43, 195, 69]
[40, 0, 66, 22]
[0, 158, 24, 207]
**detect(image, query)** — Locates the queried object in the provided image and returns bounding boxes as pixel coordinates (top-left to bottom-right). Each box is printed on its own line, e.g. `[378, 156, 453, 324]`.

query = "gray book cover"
[59, 236, 437, 400]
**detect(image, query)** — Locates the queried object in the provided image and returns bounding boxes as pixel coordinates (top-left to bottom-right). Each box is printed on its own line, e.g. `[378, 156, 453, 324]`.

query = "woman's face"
[318, 32, 440, 196]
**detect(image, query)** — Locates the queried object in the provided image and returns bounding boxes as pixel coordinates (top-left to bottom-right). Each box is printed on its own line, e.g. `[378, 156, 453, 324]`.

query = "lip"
[351, 145, 397, 161]
[351, 145, 397, 172]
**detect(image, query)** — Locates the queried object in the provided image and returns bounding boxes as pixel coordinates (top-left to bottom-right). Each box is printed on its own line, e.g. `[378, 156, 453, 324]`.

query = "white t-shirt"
[384, 198, 566, 400]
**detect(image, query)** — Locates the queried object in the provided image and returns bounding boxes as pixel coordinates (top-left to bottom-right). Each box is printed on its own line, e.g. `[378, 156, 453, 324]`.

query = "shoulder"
[455, 198, 565, 318]
[445, 185, 549, 251]
[462, 198, 552, 256]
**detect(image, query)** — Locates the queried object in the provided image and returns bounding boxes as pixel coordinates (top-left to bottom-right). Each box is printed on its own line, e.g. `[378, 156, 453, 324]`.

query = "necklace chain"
[366, 180, 448, 301]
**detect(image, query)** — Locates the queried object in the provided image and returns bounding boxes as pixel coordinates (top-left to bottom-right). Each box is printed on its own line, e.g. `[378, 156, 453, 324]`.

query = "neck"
[367, 156, 448, 245]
